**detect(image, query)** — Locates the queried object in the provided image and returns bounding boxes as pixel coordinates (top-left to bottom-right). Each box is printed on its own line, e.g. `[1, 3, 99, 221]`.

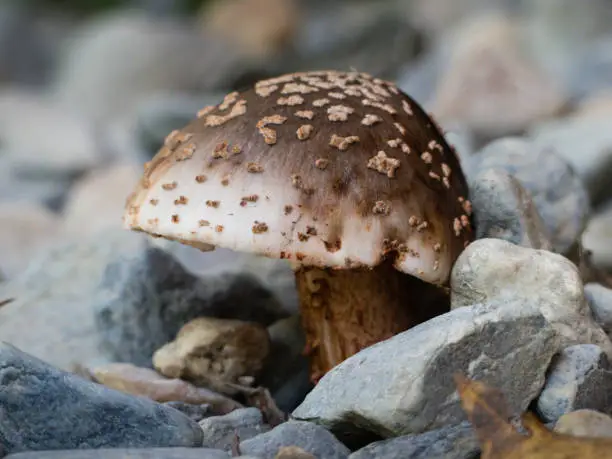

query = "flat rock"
[468, 168, 551, 250]
[349, 422, 479, 459]
[468, 136, 590, 254]
[0, 343, 202, 455]
[292, 301, 558, 440]
[239, 420, 350, 459]
[153, 317, 270, 394]
[451, 239, 612, 356]
[90, 362, 242, 415]
[554, 409, 612, 438]
[4, 449, 229, 459]
[199, 407, 270, 451]
[537, 344, 612, 423]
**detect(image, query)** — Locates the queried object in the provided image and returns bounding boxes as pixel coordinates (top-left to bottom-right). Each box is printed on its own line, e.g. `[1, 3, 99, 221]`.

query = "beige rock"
[431, 13, 565, 136]
[554, 409, 612, 438]
[0, 202, 62, 278]
[153, 317, 271, 395]
[451, 239, 612, 359]
[62, 163, 142, 237]
[201, 0, 298, 58]
[573, 91, 612, 120]
[275, 446, 316, 459]
[92, 362, 242, 415]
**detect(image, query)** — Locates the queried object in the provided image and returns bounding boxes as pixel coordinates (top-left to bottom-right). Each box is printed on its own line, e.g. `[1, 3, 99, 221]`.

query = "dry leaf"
[454, 372, 612, 458]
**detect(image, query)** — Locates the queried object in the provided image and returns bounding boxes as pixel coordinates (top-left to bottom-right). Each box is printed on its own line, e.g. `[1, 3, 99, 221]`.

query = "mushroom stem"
[294, 259, 449, 383]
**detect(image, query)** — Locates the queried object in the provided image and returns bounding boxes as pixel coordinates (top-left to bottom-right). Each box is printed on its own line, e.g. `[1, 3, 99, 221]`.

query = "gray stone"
[0, 343, 203, 455]
[530, 117, 612, 206]
[239, 420, 350, 459]
[585, 283, 612, 335]
[451, 239, 612, 357]
[199, 408, 270, 451]
[428, 13, 565, 137]
[523, 0, 612, 100]
[4, 449, 229, 459]
[293, 303, 559, 439]
[565, 35, 612, 101]
[285, 1, 419, 80]
[468, 137, 590, 254]
[403, 0, 517, 38]
[0, 88, 101, 177]
[94, 236, 286, 367]
[349, 422, 479, 459]
[468, 168, 551, 250]
[537, 344, 612, 423]
[0, 230, 146, 371]
[50, 12, 257, 123]
[0, 156, 72, 210]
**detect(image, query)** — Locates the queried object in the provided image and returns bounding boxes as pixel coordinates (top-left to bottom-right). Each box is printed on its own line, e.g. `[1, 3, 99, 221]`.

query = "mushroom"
[123, 70, 475, 383]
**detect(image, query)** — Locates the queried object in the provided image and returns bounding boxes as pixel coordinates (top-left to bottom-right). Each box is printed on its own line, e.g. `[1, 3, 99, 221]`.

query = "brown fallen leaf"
[454, 372, 612, 458]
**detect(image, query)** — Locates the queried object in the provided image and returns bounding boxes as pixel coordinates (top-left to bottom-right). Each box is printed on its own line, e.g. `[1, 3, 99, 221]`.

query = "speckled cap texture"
[124, 70, 473, 285]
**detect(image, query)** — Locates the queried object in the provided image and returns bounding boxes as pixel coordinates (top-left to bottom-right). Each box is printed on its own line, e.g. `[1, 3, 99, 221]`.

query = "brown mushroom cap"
[124, 70, 474, 285]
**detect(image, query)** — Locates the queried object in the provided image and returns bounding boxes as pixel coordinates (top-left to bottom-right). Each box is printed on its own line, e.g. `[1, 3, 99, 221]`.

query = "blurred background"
[1, 0, 612, 284]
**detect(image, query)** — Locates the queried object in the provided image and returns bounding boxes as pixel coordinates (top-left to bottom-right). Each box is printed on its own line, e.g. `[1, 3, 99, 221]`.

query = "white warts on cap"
[297, 125, 314, 140]
[367, 151, 401, 178]
[327, 105, 355, 122]
[205, 100, 247, 127]
[329, 134, 360, 151]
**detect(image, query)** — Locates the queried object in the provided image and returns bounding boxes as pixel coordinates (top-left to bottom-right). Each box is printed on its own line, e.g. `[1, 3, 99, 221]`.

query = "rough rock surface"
[0, 343, 203, 456]
[537, 344, 612, 423]
[451, 239, 612, 356]
[292, 304, 558, 439]
[468, 137, 590, 254]
[468, 168, 551, 250]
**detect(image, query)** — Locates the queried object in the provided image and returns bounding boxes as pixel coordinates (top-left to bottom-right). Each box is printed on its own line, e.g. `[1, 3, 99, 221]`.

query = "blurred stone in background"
[1, 2, 612, 453]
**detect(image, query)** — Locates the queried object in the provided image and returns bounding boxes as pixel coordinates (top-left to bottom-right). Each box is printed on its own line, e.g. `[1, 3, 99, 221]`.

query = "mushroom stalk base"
[295, 261, 447, 383]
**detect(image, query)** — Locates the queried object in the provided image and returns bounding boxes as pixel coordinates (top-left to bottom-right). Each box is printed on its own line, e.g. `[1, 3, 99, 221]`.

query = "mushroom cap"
[124, 70, 474, 285]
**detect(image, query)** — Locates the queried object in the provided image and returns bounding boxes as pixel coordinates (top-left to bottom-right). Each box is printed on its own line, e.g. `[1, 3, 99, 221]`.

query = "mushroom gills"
[294, 258, 449, 383]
